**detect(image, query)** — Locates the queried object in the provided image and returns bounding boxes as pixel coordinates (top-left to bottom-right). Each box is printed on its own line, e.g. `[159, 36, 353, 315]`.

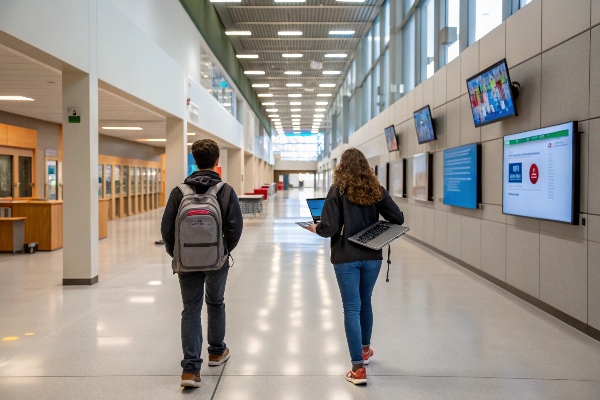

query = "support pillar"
[227, 149, 243, 194]
[165, 117, 187, 195]
[218, 147, 228, 183]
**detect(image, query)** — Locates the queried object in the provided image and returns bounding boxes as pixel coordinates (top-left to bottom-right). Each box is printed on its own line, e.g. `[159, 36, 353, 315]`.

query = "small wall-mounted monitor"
[384, 125, 399, 152]
[413, 105, 437, 144]
[412, 152, 433, 202]
[502, 121, 579, 225]
[466, 59, 518, 128]
[443, 143, 481, 209]
[388, 158, 406, 198]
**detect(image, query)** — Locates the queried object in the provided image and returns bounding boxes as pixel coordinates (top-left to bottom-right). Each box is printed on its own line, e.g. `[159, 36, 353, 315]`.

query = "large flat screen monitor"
[413, 105, 436, 144]
[412, 152, 433, 202]
[443, 143, 481, 209]
[502, 121, 579, 225]
[388, 159, 406, 198]
[384, 125, 399, 152]
[466, 59, 517, 128]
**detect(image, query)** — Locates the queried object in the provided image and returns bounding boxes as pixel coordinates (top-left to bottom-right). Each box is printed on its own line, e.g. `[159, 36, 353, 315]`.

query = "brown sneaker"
[208, 347, 230, 366]
[180, 372, 201, 388]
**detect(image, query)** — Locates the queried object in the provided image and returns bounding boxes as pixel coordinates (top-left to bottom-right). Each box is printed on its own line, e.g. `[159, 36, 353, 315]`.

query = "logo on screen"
[529, 164, 539, 184]
[508, 163, 522, 183]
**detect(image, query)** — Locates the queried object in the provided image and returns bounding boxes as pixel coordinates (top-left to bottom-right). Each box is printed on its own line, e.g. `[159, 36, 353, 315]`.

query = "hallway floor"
[0, 189, 599, 399]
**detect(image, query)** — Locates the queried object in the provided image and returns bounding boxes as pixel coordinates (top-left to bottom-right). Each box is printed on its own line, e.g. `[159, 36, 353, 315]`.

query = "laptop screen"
[306, 198, 325, 219]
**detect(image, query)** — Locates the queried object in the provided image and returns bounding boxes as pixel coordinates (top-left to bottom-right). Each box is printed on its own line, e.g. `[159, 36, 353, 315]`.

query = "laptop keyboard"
[355, 224, 390, 244]
[296, 221, 315, 228]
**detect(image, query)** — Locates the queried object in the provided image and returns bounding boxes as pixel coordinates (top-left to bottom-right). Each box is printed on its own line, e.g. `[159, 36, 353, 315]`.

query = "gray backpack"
[173, 180, 231, 273]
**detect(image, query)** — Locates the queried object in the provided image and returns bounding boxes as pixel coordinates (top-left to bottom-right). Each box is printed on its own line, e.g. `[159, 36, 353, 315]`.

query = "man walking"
[161, 139, 243, 388]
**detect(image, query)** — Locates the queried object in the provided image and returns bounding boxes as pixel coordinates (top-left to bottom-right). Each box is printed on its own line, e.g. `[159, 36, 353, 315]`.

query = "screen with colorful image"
[502, 122, 578, 224]
[467, 59, 517, 127]
[413, 105, 436, 144]
[443, 143, 481, 209]
[389, 159, 405, 198]
[384, 125, 399, 152]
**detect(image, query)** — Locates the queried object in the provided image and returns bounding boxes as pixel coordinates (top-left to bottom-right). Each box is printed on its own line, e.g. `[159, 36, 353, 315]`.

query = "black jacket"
[161, 170, 243, 261]
[316, 185, 404, 264]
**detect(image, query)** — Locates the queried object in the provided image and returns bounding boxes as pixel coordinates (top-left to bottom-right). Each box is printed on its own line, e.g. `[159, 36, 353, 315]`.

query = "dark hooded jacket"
[160, 170, 243, 263]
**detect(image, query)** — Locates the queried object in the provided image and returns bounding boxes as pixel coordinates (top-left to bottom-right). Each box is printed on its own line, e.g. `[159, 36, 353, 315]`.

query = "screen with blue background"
[188, 153, 198, 176]
[467, 60, 516, 127]
[443, 143, 480, 209]
[306, 199, 325, 218]
[413, 106, 436, 144]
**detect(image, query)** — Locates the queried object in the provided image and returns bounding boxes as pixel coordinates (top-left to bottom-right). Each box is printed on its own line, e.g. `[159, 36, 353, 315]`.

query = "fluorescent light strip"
[272, 119, 281, 122]
[317, 94, 333, 97]
[329, 30, 355, 35]
[290, 102, 302, 105]
[292, 122, 300, 126]
[268, 114, 279, 117]
[286, 83, 303, 87]
[315, 109, 326, 112]
[285, 71, 302, 75]
[258, 94, 273, 97]
[314, 114, 325, 118]
[292, 119, 301, 122]
[275, 0, 306, 2]
[0, 96, 34, 101]
[266, 109, 278, 112]
[236, 54, 259, 59]
[140, 139, 166, 142]
[291, 115, 301, 118]
[226, 31, 251, 36]
[314, 118, 323, 122]
[245, 71, 265, 75]
[210, 0, 242, 2]
[282, 54, 303, 58]
[319, 84, 336, 87]
[335, 0, 365, 2]
[252, 84, 270, 88]
[103, 127, 143, 131]
[288, 94, 302, 97]
[324, 54, 347, 58]
[262, 102, 276, 105]
[323, 71, 341, 75]
[291, 109, 302, 112]
[316, 102, 328, 105]
[278, 31, 303, 36]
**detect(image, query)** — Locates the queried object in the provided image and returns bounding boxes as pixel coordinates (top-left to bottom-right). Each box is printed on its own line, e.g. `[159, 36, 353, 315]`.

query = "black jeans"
[178, 264, 229, 373]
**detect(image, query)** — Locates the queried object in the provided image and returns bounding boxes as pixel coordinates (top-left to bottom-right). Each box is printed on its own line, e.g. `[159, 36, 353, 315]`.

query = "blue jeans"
[178, 264, 229, 373]
[333, 260, 382, 364]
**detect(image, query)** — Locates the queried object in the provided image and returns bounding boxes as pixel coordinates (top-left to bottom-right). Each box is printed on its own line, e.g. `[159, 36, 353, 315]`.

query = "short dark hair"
[191, 139, 220, 169]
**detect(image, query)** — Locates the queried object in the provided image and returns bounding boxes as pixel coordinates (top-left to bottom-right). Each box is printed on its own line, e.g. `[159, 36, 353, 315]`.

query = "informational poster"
[389, 159, 405, 198]
[502, 121, 577, 224]
[443, 143, 480, 209]
[378, 162, 387, 190]
[412, 152, 430, 201]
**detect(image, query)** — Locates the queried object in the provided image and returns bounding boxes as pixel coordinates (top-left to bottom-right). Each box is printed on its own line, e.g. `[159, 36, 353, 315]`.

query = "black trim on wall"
[405, 235, 600, 343]
[63, 276, 99, 286]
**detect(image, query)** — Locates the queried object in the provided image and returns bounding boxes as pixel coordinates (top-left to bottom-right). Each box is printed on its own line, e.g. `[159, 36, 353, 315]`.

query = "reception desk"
[0, 200, 109, 250]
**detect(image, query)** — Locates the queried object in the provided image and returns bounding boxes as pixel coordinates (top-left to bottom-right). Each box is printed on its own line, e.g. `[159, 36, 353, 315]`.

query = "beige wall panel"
[506, 215, 540, 230]
[540, 232, 588, 322]
[446, 210, 462, 259]
[446, 57, 461, 101]
[432, 105, 447, 152]
[433, 65, 447, 108]
[590, 27, 600, 119]
[422, 76, 434, 110]
[588, 119, 600, 215]
[446, 98, 461, 149]
[461, 216, 481, 269]
[413, 203, 424, 241]
[589, 241, 600, 329]
[541, 32, 590, 126]
[594, 0, 600, 25]
[460, 94, 480, 145]
[460, 42, 480, 96]
[506, 0, 542, 66]
[479, 23, 506, 70]
[433, 149, 444, 209]
[423, 206, 435, 245]
[481, 220, 507, 281]
[542, 0, 591, 51]
[483, 134, 505, 206]
[506, 225, 540, 297]
[413, 83, 423, 112]
[482, 204, 506, 224]
[399, 121, 410, 159]
[407, 118, 417, 156]
[588, 214, 600, 243]
[400, 96, 408, 124]
[434, 209, 447, 252]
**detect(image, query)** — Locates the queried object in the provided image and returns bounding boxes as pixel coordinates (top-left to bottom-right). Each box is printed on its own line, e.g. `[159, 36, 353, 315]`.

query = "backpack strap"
[177, 184, 195, 196]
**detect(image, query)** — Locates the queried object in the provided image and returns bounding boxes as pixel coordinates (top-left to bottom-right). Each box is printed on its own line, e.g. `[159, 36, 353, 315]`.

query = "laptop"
[296, 198, 325, 228]
[348, 221, 410, 250]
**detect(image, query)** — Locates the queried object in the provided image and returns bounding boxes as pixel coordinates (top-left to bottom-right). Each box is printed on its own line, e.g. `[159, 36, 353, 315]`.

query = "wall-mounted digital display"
[378, 162, 388, 191]
[384, 125, 399, 152]
[413, 105, 436, 144]
[413, 152, 433, 202]
[502, 121, 579, 225]
[389, 158, 406, 198]
[443, 143, 481, 209]
[466, 59, 517, 127]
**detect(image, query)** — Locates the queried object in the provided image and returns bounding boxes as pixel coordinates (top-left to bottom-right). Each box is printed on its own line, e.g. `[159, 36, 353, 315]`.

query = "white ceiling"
[0, 45, 167, 147]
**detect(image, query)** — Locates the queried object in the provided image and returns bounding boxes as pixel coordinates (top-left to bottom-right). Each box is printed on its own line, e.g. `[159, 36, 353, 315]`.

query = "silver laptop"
[296, 198, 325, 228]
[348, 221, 410, 250]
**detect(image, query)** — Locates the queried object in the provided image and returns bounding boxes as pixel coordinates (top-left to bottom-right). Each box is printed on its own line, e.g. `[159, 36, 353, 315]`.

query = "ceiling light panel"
[329, 30, 355, 35]
[291, 109, 301, 112]
[324, 54, 348, 58]
[282, 54, 303, 58]
[288, 94, 302, 97]
[245, 71, 265, 75]
[258, 94, 273, 97]
[266, 109, 278, 112]
[316, 102, 329, 105]
[290, 102, 302, 105]
[278, 31, 303, 36]
[262, 102, 276, 105]
[226, 31, 251, 36]
[0, 96, 34, 101]
[252, 84, 269, 88]
[286, 83, 303, 87]
[284, 71, 302, 75]
[319, 84, 336, 87]
[323, 71, 341, 75]
[236, 54, 258, 58]
[317, 94, 333, 97]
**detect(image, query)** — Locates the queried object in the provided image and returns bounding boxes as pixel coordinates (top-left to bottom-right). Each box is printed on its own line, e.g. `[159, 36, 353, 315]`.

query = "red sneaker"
[362, 347, 374, 365]
[345, 367, 367, 385]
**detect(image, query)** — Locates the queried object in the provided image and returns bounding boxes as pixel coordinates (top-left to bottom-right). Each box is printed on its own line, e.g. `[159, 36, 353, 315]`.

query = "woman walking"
[306, 148, 404, 385]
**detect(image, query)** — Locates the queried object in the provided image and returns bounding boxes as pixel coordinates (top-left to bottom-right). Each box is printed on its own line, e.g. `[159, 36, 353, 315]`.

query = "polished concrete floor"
[1, 188, 600, 399]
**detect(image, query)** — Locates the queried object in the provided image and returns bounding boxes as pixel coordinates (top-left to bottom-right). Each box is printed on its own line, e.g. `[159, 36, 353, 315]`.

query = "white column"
[218, 147, 228, 183]
[165, 117, 187, 194]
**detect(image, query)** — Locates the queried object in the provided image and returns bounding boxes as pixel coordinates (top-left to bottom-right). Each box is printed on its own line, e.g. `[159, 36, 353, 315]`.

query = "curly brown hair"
[333, 148, 382, 205]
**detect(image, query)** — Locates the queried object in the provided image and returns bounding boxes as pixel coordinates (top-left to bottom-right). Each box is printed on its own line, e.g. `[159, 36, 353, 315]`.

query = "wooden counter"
[99, 198, 109, 239]
[0, 217, 26, 253]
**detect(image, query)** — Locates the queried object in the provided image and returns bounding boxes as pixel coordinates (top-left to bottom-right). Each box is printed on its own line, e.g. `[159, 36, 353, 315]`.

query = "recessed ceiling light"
[262, 102, 276, 105]
[288, 94, 302, 97]
[316, 102, 328, 105]
[315, 108, 326, 112]
[292, 122, 300, 126]
[282, 54, 303, 58]
[314, 118, 323, 122]
[272, 119, 281, 122]
[103, 127, 143, 130]
[324, 54, 348, 58]
[329, 30, 355, 35]
[314, 114, 325, 118]
[258, 94, 273, 97]
[317, 94, 333, 97]
[323, 71, 341, 75]
[285, 71, 302, 75]
[292, 119, 301, 122]
[226, 31, 252, 36]
[319, 84, 336, 88]
[268, 114, 279, 117]
[245, 71, 265, 75]
[236, 54, 259, 58]
[291, 109, 302, 112]
[252, 84, 270, 88]
[266, 108, 278, 112]
[293, 127, 301, 130]
[290, 102, 302, 105]
[278, 31, 303, 36]
[291, 115, 301, 117]
[286, 83, 303, 87]
[0, 96, 34, 101]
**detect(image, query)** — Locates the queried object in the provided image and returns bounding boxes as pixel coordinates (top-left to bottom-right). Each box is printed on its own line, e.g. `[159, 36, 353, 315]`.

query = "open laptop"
[348, 221, 410, 250]
[296, 198, 325, 228]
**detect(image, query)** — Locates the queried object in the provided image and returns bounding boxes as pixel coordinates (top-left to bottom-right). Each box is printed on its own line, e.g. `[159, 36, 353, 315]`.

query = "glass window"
[122, 166, 128, 196]
[383, 0, 390, 45]
[405, 0, 416, 16]
[136, 167, 141, 194]
[363, 29, 373, 72]
[115, 166, 121, 195]
[362, 74, 372, 126]
[373, 16, 381, 63]
[372, 63, 381, 117]
[0, 155, 13, 198]
[105, 165, 111, 198]
[403, 15, 416, 93]
[446, 0, 460, 63]
[98, 165, 103, 197]
[421, 0, 435, 80]
[129, 166, 135, 195]
[273, 134, 322, 161]
[474, 0, 503, 42]
[520, 0, 533, 7]
[381, 49, 389, 111]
